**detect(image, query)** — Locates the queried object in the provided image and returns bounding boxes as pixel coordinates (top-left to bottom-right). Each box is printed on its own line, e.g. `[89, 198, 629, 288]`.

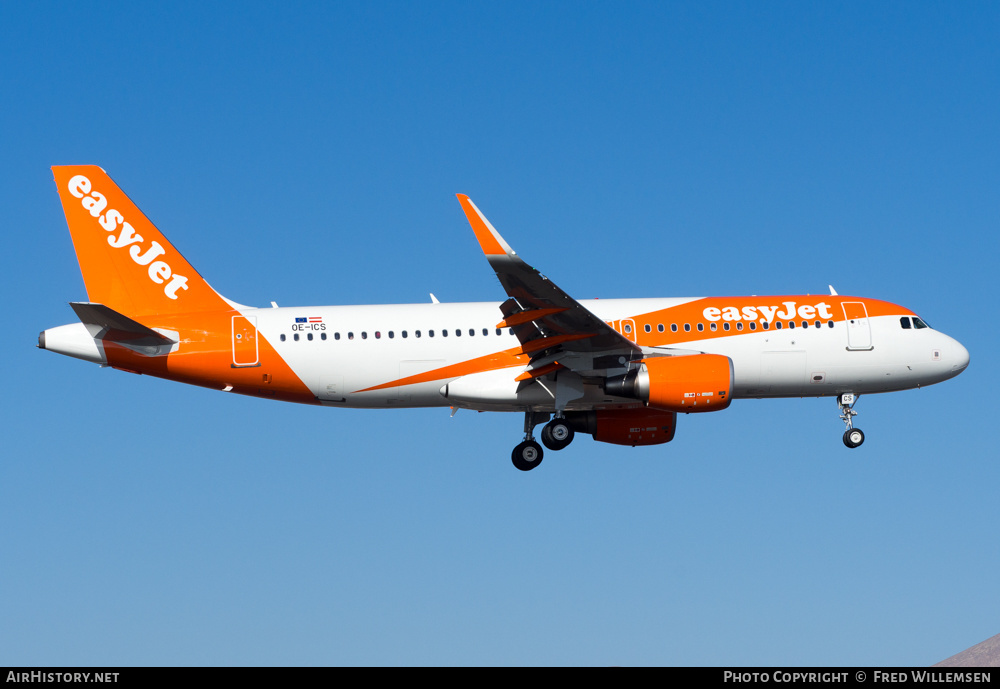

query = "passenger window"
[429, 330, 434, 337]
[375, 331, 381, 339]
[496, 328, 502, 336]
[455, 329, 460, 337]
[443, 330, 448, 337]
[789, 321, 795, 329]
[280, 334, 286, 342]
[335, 332, 341, 340]
[736, 323, 743, 331]
[749, 322, 757, 331]
[801, 321, 808, 329]
[348, 332, 354, 340]
[624, 324, 632, 334]
[827, 321, 834, 328]
[775, 322, 782, 330]
[723, 323, 730, 331]
[710, 323, 717, 331]
[762, 322, 769, 330]
[900, 317, 911, 329]
[402, 331, 407, 338]
[294, 333, 300, 341]
[362, 332, 368, 339]
[814, 321, 821, 328]
[321, 333, 327, 340]
[671, 324, 678, 332]
[644, 324, 651, 333]
[416, 330, 421, 338]
[657, 324, 664, 333]
[388, 331, 394, 339]
[684, 324, 691, 332]
[697, 323, 704, 332]
[308, 333, 313, 341]
[483, 328, 488, 336]
[469, 329, 475, 336]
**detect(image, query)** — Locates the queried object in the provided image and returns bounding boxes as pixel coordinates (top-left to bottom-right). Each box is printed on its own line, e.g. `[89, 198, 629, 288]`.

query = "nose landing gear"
[838, 393, 865, 448]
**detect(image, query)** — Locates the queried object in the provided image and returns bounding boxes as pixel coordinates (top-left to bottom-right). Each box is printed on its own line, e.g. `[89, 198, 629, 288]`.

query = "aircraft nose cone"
[953, 341, 970, 373]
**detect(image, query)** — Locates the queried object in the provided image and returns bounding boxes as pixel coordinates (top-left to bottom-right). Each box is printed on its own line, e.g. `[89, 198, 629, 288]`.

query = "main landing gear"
[541, 417, 575, 451]
[511, 411, 577, 471]
[838, 393, 865, 448]
[511, 440, 543, 471]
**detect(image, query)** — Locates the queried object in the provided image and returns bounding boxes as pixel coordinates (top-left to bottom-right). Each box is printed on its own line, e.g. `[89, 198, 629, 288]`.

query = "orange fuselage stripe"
[355, 346, 531, 393]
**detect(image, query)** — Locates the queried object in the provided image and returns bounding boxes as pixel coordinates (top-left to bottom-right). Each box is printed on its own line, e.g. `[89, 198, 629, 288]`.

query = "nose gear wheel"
[843, 428, 865, 448]
[837, 393, 864, 448]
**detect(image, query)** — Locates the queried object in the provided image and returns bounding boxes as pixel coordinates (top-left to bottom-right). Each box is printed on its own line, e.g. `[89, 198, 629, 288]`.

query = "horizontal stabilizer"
[70, 302, 177, 347]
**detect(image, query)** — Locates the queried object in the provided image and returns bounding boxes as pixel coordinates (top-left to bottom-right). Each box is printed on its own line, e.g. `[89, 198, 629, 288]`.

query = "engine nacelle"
[565, 408, 677, 446]
[604, 353, 734, 413]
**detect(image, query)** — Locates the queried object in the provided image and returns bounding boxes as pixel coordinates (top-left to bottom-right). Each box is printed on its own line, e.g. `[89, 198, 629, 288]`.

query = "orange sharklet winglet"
[514, 362, 565, 382]
[496, 307, 569, 329]
[456, 194, 513, 257]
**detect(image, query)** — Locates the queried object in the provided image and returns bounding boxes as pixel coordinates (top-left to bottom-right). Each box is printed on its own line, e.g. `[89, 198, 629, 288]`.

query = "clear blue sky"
[2, 1, 997, 666]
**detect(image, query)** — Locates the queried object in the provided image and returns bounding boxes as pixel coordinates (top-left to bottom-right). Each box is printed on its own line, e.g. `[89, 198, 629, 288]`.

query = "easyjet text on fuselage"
[702, 301, 835, 324]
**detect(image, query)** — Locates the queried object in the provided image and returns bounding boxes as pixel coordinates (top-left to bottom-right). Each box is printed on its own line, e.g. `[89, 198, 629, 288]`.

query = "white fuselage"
[253, 297, 968, 411]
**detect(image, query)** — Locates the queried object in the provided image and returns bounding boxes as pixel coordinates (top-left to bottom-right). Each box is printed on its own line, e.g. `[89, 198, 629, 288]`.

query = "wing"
[456, 195, 641, 380]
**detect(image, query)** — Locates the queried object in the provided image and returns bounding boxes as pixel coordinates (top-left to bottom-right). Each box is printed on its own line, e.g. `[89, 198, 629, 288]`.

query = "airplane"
[39, 166, 970, 470]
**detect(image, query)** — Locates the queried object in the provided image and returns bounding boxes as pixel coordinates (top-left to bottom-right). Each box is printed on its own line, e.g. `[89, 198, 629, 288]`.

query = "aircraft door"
[620, 319, 637, 343]
[842, 302, 872, 351]
[232, 315, 260, 367]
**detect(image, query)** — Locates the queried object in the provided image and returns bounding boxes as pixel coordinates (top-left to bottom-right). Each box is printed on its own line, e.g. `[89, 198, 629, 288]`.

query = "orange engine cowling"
[565, 408, 677, 446]
[604, 353, 734, 413]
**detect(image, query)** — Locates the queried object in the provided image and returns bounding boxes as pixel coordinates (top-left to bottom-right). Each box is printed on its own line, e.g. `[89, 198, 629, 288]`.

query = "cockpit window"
[913, 317, 930, 329]
[900, 317, 911, 329]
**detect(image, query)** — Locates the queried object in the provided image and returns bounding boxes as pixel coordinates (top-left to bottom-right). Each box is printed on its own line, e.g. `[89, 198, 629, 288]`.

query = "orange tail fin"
[52, 165, 233, 317]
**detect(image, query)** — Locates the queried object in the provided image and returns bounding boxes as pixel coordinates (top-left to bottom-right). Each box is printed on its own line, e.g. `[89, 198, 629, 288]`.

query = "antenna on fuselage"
[829, 285, 839, 296]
